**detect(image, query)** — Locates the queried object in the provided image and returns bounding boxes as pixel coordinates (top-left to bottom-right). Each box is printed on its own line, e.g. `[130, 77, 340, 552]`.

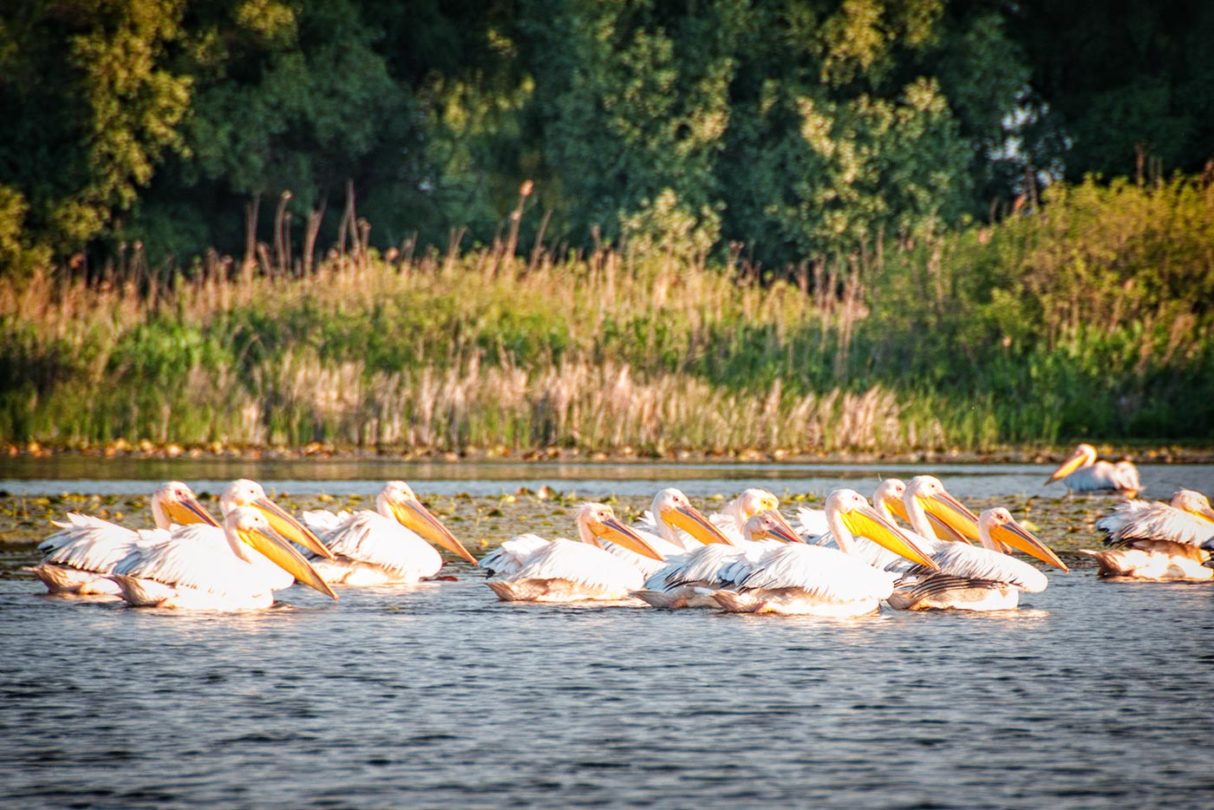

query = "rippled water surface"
[3, 569, 1214, 807]
[3, 460, 1213, 807]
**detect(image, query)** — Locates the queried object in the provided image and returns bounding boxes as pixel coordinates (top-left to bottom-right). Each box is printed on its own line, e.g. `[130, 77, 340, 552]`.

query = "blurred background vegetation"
[1, 0, 1211, 452]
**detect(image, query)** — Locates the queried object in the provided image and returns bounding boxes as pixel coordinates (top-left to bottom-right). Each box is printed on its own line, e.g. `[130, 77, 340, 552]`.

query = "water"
[3, 460, 1213, 806]
[1, 457, 1210, 499]
[2, 572, 1213, 807]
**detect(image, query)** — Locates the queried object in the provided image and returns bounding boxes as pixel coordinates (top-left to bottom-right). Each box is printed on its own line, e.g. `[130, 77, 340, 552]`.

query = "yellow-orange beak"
[1046, 448, 1088, 484]
[750, 511, 803, 544]
[990, 519, 1069, 572]
[920, 491, 982, 543]
[842, 505, 939, 570]
[590, 515, 665, 561]
[660, 504, 735, 546]
[253, 497, 334, 560]
[237, 524, 338, 600]
[389, 499, 478, 565]
[166, 496, 220, 527]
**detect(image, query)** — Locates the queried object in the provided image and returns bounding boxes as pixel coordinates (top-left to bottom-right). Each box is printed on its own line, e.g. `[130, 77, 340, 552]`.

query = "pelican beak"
[842, 505, 939, 570]
[167, 496, 220, 527]
[887, 497, 910, 524]
[920, 492, 982, 542]
[660, 504, 735, 546]
[238, 524, 338, 600]
[754, 511, 803, 544]
[390, 500, 478, 565]
[1046, 448, 1087, 484]
[253, 497, 334, 560]
[991, 519, 1069, 572]
[591, 515, 665, 561]
[1189, 504, 1214, 524]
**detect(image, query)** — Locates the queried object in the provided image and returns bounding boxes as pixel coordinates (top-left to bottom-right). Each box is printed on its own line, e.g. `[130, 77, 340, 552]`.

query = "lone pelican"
[301, 481, 477, 585]
[1046, 444, 1140, 494]
[1081, 489, 1214, 581]
[484, 504, 664, 603]
[711, 489, 938, 616]
[110, 506, 337, 610]
[29, 481, 218, 595]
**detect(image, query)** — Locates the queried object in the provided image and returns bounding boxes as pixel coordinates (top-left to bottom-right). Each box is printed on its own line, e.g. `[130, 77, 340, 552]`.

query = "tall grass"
[2, 175, 1212, 453]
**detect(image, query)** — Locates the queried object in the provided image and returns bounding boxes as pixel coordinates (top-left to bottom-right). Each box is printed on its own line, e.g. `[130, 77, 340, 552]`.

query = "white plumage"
[28, 481, 217, 596]
[300, 481, 477, 586]
[1046, 444, 1140, 494]
[1080, 489, 1214, 581]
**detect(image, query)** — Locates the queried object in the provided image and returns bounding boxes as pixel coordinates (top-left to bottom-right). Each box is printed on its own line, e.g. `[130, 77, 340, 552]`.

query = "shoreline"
[7, 442, 1214, 466]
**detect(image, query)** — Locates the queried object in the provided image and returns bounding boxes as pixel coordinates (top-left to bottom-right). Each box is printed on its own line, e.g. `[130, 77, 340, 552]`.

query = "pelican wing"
[479, 534, 551, 578]
[1109, 503, 1214, 547]
[1095, 500, 1150, 536]
[903, 543, 1048, 593]
[301, 509, 354, 537]
[40, 514, 167, 573]
[709, 511, 745, 544]
[794, 507, 829, 542]
[113, 525, 268, 596]
[508, 539, 645, 592]
[318, 510, 443, 578]
[738, 545, 898, 602]
[599, 539, 670, 579]
[649, 544, 745, 590]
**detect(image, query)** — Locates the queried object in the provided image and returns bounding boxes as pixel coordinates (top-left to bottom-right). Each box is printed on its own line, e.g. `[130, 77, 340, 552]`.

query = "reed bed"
[3, 176, 1212, 453]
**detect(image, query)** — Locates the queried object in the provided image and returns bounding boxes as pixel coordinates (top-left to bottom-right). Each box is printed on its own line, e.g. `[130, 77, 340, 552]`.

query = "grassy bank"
[2, 176, 1212, 454]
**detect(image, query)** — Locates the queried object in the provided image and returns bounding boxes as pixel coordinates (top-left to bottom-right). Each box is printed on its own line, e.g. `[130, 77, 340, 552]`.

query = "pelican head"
[1047, 443, 1098, 484]
[223, 507, 337, 599]
[743, 510, 803, 544]
[872, 479, 908, 523]
[150, 481, 219, 529]
[825, 489, 938, 569]
[1172, 490, 1214, 523]
[221, 479, 334, 560]
[905, 476, 981, 542]
[575, 503, 665, 560]
[652, 488, 735, 546]
[978, 508, 1069, 571]
[726, 489, 780, 524]
[377, 480, 477, 564]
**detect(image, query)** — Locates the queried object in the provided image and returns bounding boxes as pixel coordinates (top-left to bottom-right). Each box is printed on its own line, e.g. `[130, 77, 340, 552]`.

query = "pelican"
[1080, 489, 1214, 581]
[603, 488, 738, 578]
[218, 479, 334, 560]
[484, 503, 664, 603]
[28, 481, 218, 595]
[109, 507, 337, 610]
[300, 481, 477, 585]
[712, 489, 938, 616]
[633, 509, 804, 609]
[1046, 443, 1140, 494]
[886, 476, 1068, 611]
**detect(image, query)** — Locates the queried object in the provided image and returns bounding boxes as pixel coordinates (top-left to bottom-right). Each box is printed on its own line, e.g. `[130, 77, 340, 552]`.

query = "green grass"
[2, 175, 1212, 453]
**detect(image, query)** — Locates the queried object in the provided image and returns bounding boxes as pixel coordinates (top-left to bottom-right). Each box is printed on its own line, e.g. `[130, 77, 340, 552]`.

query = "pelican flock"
[22, 450, 1213, 615]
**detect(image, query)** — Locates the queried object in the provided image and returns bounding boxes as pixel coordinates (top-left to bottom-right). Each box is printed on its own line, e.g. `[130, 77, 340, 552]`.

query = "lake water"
[2, 459, 1213, 807]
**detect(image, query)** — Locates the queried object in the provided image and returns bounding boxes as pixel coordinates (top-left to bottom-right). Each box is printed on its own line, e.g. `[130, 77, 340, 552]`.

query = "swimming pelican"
[28, 481, 218, 595]
[712, 489, 938, 616]
[109, 506, 337, 610]
[1046, 443, 1140, 494]
[631, 488, 775, 549]
[300, 481, 477, 585]
[633, 510, 804, 609]
[604, 488, 738, 577]
[1080, 489, 1214, 581]
[886, 476, 1067, 611]
[218, 479, 334, 561]
[484, 503, 664, 603]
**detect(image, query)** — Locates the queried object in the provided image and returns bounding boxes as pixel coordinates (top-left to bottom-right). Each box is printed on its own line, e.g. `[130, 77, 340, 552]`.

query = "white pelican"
[299, 481, 477, 585]
[886, 476, 1068, 611]
[484, 503, 664, 603]
[110, 506, 337, 610]
[712, 489, 939, 616]
[218, 479, 334, 561]
[28, 481, 219, 595]
[602, 488, 738, 578]
[1080, 489, 1214, 581]
[633, 509, 804, 609]
[1046, 443, 1140, 494]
